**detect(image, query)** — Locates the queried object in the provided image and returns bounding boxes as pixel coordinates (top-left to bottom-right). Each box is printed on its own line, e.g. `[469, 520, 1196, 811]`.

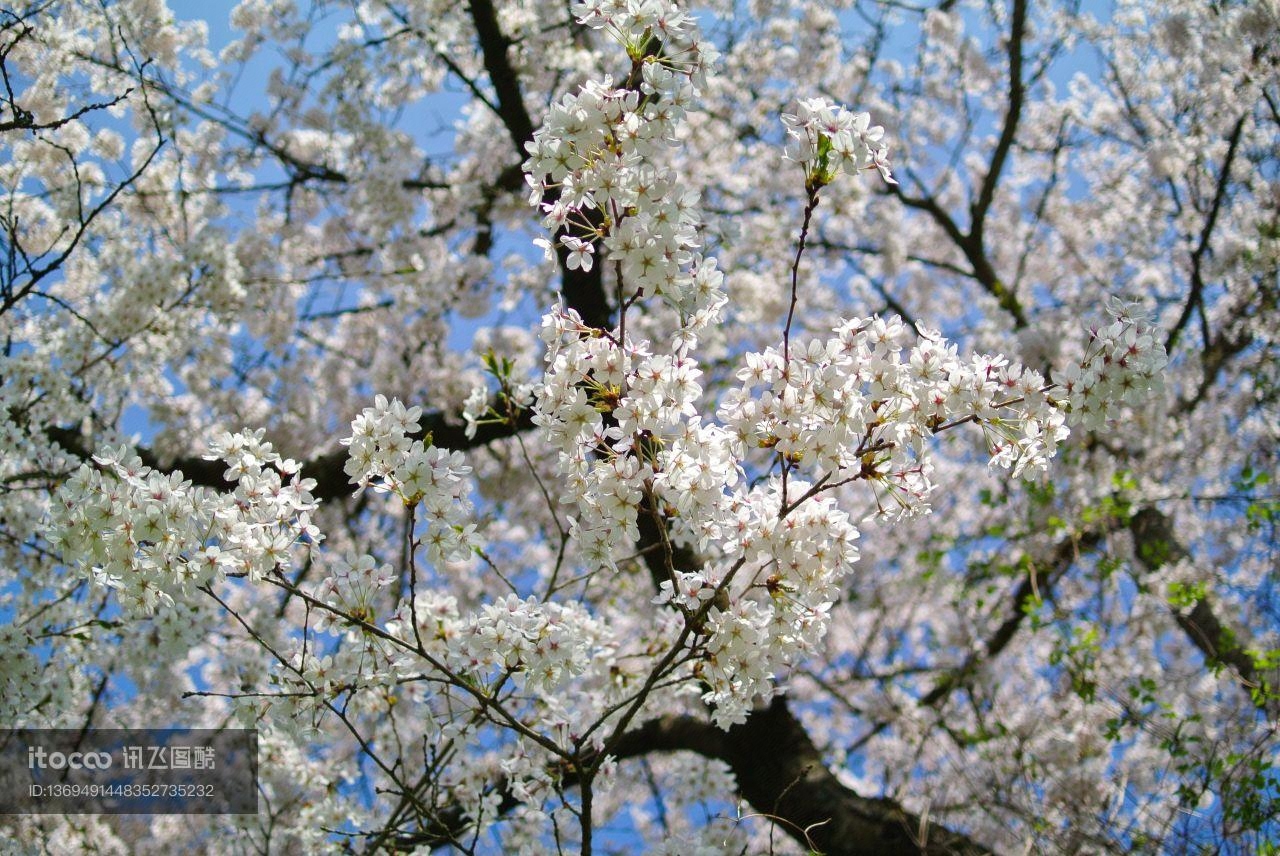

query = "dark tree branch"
[887, 184, 1028, 329]
[1165, 113, 1248, 353]
[467, 0, 611, 328]
[918, 527, 1103, 710]
[883, 0, 1030, 330]
[1129, 506, 1277, 711]
[45, 405, 537, 502]
[396, 706, 990, 855]
[1174, 325, 1256, 416]
[713, 697, 990, 856]
[970, 0, 1026, 244]
[845, 526, 1107, 755]
[466, 0, 535, 152]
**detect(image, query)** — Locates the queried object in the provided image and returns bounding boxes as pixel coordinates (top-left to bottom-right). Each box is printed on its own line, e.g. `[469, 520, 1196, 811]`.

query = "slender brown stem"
[783, 187, 821, 369]
[781, 186, 822, 509]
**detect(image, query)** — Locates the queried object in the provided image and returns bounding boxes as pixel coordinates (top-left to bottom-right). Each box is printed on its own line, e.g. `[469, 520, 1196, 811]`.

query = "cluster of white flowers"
[50, 432, 318, 614]
[341, 394, 478, 563]
[532, 303, 1164, 725]
[534, 311, 883, 725]
[656, 477, 859, 727]
[449, 594, 611, 701]
[524, 0, 724, 327]
[265, 642, 389, 730]
[461, 351, 537, 441]
[341, 394, 424, 491]
[383, 589, 461, 653]
[782, 97, 896, 188]
[312, 554, 397, 630]
[461, 385, 493, 439]
[336, 587, 617, 750]
[523, 2, 741, 586]
[521, 0, 1096, 729]
[0, 624, 45, 721]
[533, 306, 739, 571]
[571, 1, 714, 88]
[722, 315, 1070, 490]
[1053, 298, 1168, 429]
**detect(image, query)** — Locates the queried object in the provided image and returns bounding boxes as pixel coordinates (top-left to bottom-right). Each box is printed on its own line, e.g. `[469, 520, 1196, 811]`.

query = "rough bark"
[399, 707, 992, 855]
[712, 698, 991, 855]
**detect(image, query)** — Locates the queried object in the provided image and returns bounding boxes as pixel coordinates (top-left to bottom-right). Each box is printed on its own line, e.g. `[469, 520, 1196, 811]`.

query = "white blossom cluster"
[533, 304, 831, 727]
[0, 624, 46, 721]
[723, 315, 1071, 488]
[340, 394, 478, 563]
[533, 307, 736, 567]
[312, 554, 396, 630]
[524, 0, 724, 326]
[570, 0, 714, 88]
[282, 647, 363, 704]
[387, 590, 612, 703]
[282, 582, 618, 749]
[450, 594, 612, 702]
[50, 432, 318, 614]
[532, 298, 1166, 725]
[657, 477, 859, 727]
[527, 310, 850, 724]
[782, 97, 897, 188]
[520, 0, 1167, 731]
[461, 374, 537, 441]
[1053, 298, 1168, 430]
